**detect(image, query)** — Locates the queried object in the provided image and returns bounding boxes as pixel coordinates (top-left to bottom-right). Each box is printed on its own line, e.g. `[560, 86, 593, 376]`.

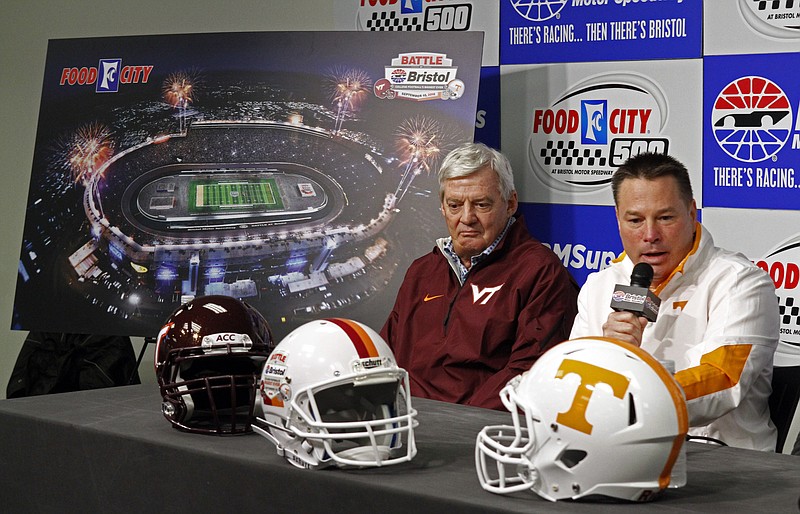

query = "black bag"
[6, 332, 141, 398]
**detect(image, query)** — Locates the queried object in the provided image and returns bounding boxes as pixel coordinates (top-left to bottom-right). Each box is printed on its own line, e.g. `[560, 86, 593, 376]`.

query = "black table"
[1, 384, 799, 513]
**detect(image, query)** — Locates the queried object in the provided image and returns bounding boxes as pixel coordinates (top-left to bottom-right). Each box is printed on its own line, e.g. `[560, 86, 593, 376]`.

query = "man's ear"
[507, 190, 518, 217]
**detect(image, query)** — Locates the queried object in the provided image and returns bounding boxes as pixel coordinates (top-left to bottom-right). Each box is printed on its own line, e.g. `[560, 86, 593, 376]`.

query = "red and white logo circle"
[711, 76, 792, 163]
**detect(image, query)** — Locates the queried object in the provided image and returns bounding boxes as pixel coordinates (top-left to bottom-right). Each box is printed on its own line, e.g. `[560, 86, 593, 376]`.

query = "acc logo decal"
[529, 72, 669, 193]
[201, 332, 253, 352]
[711, 76, 792, 163]
[738, 0, 800, 39]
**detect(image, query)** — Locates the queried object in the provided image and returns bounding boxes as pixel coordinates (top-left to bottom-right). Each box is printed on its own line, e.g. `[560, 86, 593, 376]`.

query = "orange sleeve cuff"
[674, 344, 752, 401]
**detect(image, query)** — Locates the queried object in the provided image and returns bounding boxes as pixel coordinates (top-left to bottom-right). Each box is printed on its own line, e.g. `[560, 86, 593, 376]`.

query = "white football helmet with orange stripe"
[253, 318, 417, 469]
[475, 337, 688, 502]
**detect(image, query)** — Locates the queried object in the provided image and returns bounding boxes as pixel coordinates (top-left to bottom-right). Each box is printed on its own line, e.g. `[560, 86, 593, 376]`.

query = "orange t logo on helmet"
[555, 359, 631, 435]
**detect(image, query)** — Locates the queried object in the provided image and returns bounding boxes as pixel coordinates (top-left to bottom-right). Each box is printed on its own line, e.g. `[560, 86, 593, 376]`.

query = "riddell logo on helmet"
[555, 359, 630, 435]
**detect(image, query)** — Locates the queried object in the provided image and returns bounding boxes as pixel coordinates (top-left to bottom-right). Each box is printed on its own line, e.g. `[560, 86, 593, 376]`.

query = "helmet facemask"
[253, 319, 418, 470]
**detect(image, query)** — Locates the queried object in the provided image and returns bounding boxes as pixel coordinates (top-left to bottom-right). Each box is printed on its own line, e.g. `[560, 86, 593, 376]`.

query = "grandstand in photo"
[85, 120, 397, 275]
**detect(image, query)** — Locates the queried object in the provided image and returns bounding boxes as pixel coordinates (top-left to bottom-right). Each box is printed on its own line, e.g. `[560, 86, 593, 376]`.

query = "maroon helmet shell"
[155, 295, 273, 435]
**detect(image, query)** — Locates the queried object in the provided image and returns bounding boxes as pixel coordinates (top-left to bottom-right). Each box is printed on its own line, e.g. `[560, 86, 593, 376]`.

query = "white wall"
[0, 0, 334, 396]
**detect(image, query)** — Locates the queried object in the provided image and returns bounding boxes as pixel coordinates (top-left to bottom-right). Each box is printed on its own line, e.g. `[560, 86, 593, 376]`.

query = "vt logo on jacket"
[471, 283, 504, 305]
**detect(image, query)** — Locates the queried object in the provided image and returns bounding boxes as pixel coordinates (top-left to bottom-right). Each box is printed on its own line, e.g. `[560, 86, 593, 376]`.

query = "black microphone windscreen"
[630, 262, 654, 288]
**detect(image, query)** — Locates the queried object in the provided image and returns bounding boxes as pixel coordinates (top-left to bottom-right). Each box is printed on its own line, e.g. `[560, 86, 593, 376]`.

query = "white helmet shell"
[254, 318, 417, 469]
[476, 337, 688, 502]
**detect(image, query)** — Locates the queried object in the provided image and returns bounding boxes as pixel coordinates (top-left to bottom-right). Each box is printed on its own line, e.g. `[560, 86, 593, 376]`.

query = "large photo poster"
[13, 31, 484, 340]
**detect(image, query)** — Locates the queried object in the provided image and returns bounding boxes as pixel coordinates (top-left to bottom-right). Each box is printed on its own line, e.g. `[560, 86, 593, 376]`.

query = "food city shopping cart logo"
[59, 58, 154, 93]
[711, 76, 792, 163]
[757, 234, 800, 348]
[355, 0, 472, 31]
[738, 0, 800, 39]
[375, 52, 464, 101]
[510, 0, 569, 22]
[528, 72, 669, 193]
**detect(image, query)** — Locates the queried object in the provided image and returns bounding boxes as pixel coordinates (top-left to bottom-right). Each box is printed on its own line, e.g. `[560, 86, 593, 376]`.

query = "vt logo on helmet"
[154, 295, 274, 435]
[475, 337, 688, 502]
[253, 318, 418, 469]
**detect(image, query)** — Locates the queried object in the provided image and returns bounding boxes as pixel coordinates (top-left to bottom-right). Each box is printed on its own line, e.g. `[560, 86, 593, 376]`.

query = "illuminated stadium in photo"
[74, 118, 409, 333]
[14, 31, 481, 340]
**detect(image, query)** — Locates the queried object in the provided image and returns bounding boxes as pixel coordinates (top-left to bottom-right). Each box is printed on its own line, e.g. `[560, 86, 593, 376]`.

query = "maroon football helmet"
[155, 295, 273, 435]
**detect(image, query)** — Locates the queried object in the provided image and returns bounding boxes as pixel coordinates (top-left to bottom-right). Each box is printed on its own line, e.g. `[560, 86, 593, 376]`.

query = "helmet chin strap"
[179, 383, 195, 421]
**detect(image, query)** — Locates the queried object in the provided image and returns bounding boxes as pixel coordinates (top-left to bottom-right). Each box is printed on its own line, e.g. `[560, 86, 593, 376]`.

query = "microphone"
[610, 262, 661, 322]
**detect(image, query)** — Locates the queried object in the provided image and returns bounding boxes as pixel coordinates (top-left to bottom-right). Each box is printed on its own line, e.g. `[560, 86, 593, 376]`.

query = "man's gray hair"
[437, 142, 515, 201]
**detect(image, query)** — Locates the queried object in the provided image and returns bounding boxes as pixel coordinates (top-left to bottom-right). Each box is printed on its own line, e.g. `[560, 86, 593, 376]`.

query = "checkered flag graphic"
[366, 11, 422, 31]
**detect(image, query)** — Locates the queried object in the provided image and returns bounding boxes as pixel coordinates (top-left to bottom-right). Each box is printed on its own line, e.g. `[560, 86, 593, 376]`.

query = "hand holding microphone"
[610, 262, 661, 322]
[604, 262, 662, 346]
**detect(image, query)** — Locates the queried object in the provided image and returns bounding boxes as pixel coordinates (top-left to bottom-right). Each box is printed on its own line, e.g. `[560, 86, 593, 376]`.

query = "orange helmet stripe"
[326, 318, 379, 358]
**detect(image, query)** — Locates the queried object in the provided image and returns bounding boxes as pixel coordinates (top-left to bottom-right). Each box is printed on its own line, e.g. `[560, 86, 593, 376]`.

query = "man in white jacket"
[570, 152, 779, 451]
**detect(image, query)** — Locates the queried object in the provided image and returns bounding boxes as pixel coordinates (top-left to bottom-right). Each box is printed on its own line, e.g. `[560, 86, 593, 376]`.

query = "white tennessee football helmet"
[253, 318, 417, 469]
[476, 337, 688, 502]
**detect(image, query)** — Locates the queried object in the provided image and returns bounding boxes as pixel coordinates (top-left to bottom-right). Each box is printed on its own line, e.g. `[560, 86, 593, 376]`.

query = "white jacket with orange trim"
[570, 223, 779, 451]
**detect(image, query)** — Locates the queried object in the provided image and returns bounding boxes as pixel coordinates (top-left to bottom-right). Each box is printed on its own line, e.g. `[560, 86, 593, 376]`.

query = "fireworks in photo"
[163, 71, 198, 134]
[66, 122, 115, 185]
[393, 116, 449, 203]
[325, 67, 372, 133]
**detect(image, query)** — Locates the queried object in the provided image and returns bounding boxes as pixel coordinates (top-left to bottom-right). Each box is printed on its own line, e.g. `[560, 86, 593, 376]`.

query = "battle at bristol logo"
[355, 0, 473, 32]
[528, 72, 670, 193]
[738, 0, 800, 39]
[375, 52, 464, 102]
[711, 76, 792, 163]
[756, 234, 800, 353]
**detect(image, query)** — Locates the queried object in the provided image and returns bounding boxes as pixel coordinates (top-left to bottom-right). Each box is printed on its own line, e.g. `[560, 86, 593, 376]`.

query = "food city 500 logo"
[757, 235, 800, 347]
[355, 0, 472, 32]
[59, 59, 154, 93]
[738, 0, 800, 39]
[528, 72, 669, 193]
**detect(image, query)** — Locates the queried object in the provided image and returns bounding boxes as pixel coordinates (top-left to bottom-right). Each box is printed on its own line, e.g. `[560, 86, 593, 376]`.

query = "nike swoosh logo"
[424, 294, 444, 302]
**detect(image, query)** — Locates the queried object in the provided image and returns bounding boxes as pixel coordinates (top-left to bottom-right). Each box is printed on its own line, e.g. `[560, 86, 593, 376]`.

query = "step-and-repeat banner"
[336, 1, 800, 370]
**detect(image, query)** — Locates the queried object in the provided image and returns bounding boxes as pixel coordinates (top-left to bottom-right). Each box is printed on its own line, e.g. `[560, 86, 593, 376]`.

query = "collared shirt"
[440, 217, 516, 285]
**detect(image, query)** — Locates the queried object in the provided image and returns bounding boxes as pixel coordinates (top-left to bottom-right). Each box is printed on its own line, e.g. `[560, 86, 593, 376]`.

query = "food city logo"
[354, 0, 473, 32]
[711, 76, 793, 163]
[374, 52, 464, 101]
[528, 72, 669, 193]
[59, 59, 154, 93]
[738, 0, 800, 39]
[756, 235, 800, 348]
